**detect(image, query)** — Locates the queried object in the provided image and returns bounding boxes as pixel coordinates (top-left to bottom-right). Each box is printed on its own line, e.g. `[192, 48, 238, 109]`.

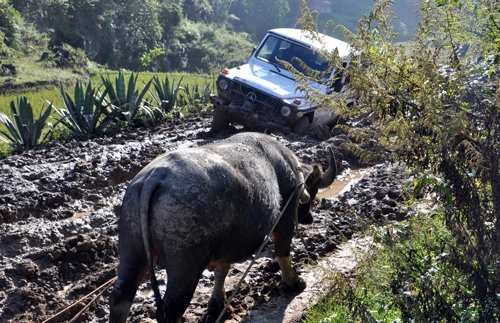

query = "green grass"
[0, 72, 215, 115]
[91, 71, 216, 88]
[0, 88, 62, 112]
[0, 72, 216, 121]
[0, 57, 86, 89]
[303, 210, 477, 323]
[0, 69, 216, 156]
[303, 235, 402, 323]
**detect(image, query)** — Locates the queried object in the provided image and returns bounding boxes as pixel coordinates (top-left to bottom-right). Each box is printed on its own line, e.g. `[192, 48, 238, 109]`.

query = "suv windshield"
[256, 35, 330, 80]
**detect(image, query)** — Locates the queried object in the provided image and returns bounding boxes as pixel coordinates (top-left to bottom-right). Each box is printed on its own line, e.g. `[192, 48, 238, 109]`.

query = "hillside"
[0, 0, 419, 85]
[310, 0, 419, 40]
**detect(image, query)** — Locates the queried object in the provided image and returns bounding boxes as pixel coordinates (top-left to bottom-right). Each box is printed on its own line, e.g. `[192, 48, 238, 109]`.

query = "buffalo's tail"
[139, 170, 165, 319]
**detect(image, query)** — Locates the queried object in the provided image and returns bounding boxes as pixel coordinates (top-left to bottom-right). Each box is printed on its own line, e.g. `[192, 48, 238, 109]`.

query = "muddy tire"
[211, 106, 229, 132]
[292, 116, 310, 135]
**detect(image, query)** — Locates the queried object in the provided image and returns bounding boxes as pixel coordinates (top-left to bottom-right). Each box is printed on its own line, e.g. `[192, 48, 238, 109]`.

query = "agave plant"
[0, 96, 53, 152]
[101, 71, 156, 124]
[54, 80, 114, 136]
[179, 82, 214, 114]
[149, 74, 185, 113]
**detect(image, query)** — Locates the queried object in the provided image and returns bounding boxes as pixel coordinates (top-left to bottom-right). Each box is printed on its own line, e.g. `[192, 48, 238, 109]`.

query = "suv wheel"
[292, 116, 310, 135]
[211, 106, 229, 132]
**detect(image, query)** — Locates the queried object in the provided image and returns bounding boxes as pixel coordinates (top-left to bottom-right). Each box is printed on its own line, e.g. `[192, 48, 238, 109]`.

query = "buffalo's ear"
[299, 164, 318, 187]
[304, 164, 323, 188]
[300, 164, 312, 179]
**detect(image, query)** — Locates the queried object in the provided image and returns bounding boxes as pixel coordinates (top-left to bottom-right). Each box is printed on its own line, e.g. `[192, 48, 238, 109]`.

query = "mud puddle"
[58, 208, 94, 222]
[317, 167, 373, 199]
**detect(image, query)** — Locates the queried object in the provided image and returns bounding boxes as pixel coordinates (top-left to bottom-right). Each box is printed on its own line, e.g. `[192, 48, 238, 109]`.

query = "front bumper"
[210, 94, 293, 133]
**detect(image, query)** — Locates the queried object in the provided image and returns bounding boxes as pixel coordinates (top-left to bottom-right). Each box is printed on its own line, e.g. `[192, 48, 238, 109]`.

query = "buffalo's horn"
[315, 147, 337, 189]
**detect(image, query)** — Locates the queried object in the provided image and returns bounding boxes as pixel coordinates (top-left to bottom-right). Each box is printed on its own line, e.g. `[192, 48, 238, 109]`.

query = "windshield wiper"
[259, 57, 281, 73]
[269, 61, 281, 73]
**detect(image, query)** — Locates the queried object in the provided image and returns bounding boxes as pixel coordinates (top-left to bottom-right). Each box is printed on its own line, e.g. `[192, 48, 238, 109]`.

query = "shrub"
[298, 0, 500, 320]
[178, 82, 214, 115]
[149, 74, 185, 114]
[304, 212, 474, 323]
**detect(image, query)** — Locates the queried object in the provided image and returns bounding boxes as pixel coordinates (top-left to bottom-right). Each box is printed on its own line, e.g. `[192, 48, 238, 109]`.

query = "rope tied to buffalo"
[213, 181, 306, 323]
[41, 276, 117, 323]
[42, 179, 310, 323]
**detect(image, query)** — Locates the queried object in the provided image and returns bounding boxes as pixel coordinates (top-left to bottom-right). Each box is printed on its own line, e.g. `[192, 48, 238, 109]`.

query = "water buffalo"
[109, 132, 337, 323]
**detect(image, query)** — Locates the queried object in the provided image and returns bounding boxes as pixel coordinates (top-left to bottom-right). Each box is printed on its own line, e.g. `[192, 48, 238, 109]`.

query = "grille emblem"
[245, 92, 257, 103]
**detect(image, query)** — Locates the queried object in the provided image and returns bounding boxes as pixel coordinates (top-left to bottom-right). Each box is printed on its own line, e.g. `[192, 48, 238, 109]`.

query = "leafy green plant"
[304, 212, 471, 323]
[0, 96, 53, 152]
[179, 82, 213, 114]
[299, 0, 500, 320]
[53, 80, 114, 136]
[149, 74, 185, 114]
[101, 71, 157, 125]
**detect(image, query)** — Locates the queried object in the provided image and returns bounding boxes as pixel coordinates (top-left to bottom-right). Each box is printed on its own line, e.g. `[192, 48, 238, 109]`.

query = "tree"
[65, 0, 107, 52]
[182, 0, 213, 22]
[157, 20, 254, 73]
[9, 0, 68, 34]
[299, 0, 500, 320]
[230, 0, 290, 40]
[209, 0, 234, 25]
[159, 2, 182, 38]
[85, 0, 162, 70]
[0, 0, 21, 50]
[284, 0, 303, 27]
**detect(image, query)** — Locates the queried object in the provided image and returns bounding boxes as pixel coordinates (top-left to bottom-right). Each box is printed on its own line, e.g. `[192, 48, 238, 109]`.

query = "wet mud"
[0, 115, 409, 322]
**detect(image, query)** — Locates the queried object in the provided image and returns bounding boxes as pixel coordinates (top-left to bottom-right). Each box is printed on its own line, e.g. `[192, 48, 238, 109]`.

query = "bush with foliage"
[298, 0, 500, 321]
[0, 0, 21, 49]
[157, 21, 254, 73]
[305, 212, 472, 323]
[229, 0, 291, 40]
[179, 82, 214, 115]
[4, 0, 259, 72]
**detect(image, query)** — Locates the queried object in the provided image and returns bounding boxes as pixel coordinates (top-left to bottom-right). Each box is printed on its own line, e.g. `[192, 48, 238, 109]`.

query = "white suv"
[210, 28, 354, 135]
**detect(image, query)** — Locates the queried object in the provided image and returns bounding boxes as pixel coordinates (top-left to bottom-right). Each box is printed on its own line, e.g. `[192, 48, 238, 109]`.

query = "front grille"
[228, 81, 279, 116]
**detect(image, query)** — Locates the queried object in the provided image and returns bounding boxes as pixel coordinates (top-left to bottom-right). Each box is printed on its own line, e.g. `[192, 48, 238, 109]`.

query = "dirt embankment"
[0, 116, 409, 322]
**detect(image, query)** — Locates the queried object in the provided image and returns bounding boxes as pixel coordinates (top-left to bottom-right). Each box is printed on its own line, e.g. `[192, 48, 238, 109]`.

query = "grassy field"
[0, 72, 216, 116]
[0, 53, 217, 156]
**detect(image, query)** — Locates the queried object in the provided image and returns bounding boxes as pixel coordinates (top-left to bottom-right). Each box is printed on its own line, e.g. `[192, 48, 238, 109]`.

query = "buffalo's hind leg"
[207, 264, 232, 319]
[159, 266, 205, 323]
[109, 259, 148, 323]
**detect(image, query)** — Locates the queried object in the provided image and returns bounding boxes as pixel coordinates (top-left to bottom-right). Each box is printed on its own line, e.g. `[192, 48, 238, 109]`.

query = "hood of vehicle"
[226, 62, 320, 100]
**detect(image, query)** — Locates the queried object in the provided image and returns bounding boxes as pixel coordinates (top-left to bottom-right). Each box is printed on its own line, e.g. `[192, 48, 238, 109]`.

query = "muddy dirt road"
[0, 115, 408, 322]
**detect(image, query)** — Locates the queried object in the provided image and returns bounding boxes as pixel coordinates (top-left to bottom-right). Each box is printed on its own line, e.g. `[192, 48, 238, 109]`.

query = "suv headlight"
[280, 105, 291, 117]
[218, 78, 229, 91]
